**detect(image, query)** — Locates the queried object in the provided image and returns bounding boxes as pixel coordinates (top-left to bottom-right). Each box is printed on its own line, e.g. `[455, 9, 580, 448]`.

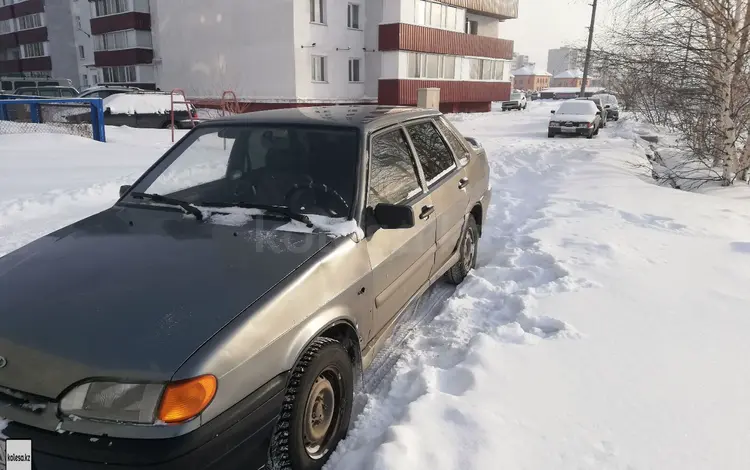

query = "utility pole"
[580, 0, 598, 96]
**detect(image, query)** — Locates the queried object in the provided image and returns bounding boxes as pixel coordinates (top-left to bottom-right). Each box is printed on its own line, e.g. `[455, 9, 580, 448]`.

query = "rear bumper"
[607, 110, 619, 120]
[1, 373, 288, 470]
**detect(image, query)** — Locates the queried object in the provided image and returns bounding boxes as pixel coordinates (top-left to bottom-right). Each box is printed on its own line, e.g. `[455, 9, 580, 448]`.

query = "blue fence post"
[89, 98, 106, 143]
[30, 103, 40, 123]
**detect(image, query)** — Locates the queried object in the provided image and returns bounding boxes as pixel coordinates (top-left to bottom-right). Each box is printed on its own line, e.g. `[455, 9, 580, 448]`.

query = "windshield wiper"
[200, 202, 314, 228]
[129, 192, 204, 221]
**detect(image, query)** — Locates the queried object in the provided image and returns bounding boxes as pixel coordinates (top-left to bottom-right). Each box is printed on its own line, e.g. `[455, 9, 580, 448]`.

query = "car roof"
[206, 105, 442, 131]
[16, 85, 75, 90]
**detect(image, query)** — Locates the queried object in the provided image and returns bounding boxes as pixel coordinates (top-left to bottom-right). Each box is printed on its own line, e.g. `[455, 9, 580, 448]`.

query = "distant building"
[550, 69, 591, 88]
[547, 47, 585, 76]
[511, 52, 532, 71]
[512, 65, 551, 91]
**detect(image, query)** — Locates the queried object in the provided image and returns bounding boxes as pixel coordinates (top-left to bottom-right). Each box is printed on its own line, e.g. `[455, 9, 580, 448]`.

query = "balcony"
[13, 0, 44, 17]
[90, 12, 151, 35]
[19, 56, 51, 72]
[0, 59, 21, 74]
[16, 26, 47, 45]
[379, 79, 511, 104]
[94, 48, 153, 67]
[379, 23, 513, 60]
[0, 33, 18, 48]
[441, 0, 518, 20]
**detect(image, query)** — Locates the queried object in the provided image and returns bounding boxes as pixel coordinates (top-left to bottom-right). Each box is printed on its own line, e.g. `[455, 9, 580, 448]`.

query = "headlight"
[60, 375, 217, 424]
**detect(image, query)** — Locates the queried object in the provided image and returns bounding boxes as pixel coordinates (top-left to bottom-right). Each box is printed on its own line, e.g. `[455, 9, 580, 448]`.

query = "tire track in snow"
[325, 140, 597, 470]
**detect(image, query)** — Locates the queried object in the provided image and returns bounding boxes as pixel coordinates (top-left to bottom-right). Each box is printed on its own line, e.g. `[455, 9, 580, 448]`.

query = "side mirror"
[550, 110, 555, 114]
[373, 203, 415, 229]
[119, 185, 131, 198]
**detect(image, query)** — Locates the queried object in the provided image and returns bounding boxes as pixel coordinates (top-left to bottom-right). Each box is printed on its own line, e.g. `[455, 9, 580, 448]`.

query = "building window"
[92, 74, 99, 84]
[415, 0, 461, 32]
[95, 30, 130, 51]
[78, 45, 85, 59]
[347, 3, 360, 29]
[348, 58, 361, 82]
[102, 65, 136, 83]
[75, 16, 82, 29]
[465, 19, 478, 34]
[0, 19, 13, 34]
[92, 0, 129, 17]
[82, 74, 89, 87]
[310, 0, 325, 24]
[16, 13, 42, 31]
[407, 52, 456, 79]
[22, 42, 45, 58]
[0, 47, 19, 61]
[312, 55, 326, 82]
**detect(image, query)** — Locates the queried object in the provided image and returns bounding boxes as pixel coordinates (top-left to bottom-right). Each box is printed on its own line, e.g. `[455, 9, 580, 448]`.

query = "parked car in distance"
[11, 85, 79, 98]
[591, 93, 620, 121]
[576, 96, 608, 126]
[77, 85, 146, 99]
[502, 91, 528, 111]
[1, 76, 74, 93]
[0, 105, 491, 470]
[527, 91, 541, 101]
[549, 99, 601, 139]
[65, 91, 200, 129]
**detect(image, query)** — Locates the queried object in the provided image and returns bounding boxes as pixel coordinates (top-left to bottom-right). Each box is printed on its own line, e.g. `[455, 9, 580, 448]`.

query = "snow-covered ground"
[2, 102, 750, 469]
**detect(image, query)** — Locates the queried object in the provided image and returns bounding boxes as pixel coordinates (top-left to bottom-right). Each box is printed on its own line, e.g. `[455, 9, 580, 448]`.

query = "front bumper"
[0, 373, 287, 470]
[549, 126, 594, 136]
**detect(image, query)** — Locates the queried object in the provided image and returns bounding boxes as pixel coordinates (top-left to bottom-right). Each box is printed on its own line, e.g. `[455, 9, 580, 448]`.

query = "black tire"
[268, 337, 354, 470]
[446, 216, 479, 285]
[587, 130, 595, 139]
[548, 131, 555, 138]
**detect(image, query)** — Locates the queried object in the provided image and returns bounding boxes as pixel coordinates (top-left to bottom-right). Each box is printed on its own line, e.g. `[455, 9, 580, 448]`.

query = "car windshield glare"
[557, 102, 596, 115]
[124, 124, 360, 219]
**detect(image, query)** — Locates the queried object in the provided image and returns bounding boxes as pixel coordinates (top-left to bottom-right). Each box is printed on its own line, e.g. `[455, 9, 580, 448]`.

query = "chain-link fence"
[0, 98, 105, 141]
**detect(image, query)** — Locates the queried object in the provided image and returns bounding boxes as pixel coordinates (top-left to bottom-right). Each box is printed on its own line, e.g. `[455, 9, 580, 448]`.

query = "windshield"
[557, 101, 596, 115]
[511, 93, 523, 100]
[124, 124, 360, 219]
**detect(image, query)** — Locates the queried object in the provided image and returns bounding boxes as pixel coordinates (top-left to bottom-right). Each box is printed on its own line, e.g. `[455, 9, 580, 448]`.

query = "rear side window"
[16, 88, 37, 95]
[38, 81, 58, 87]
[60, 89, 76, 97]
[1, 81, 12, 91]
[368, 129, 422, 206]
[406, 121, 456, 184]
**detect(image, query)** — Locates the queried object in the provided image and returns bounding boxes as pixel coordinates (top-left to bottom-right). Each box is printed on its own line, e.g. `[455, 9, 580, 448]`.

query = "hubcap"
[303, 371, 338, 459]
[462, 228, 476, 272]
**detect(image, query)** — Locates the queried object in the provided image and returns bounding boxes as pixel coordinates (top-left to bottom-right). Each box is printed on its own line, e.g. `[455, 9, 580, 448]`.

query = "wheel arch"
[470, 202, 483, 237]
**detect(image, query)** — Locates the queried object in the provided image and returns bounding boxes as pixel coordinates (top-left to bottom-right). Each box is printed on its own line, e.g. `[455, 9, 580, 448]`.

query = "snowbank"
[104, 93, 191, 115]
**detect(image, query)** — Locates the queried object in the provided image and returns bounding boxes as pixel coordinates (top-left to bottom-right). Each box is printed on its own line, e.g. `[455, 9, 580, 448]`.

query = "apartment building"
[547, 46, 584, 76]
[3, 0, 518, 112]
[0, 0, 79, 83]
[510, 52, 531, 72]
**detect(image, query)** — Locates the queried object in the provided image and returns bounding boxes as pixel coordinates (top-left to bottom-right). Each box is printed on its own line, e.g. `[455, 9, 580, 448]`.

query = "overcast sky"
[502, 0, 621, 71]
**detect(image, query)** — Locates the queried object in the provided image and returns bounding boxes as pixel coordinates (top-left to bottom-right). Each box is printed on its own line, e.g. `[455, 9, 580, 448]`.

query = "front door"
[404, 119, 470, 277]
[365, 126, 437, 338]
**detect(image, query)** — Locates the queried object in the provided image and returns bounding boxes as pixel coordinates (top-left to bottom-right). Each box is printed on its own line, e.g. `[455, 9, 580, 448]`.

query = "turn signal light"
[157, 375, 217, 424]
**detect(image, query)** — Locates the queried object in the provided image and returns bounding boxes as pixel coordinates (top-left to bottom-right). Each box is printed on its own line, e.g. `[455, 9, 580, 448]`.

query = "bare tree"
[599, 0, 750, 186]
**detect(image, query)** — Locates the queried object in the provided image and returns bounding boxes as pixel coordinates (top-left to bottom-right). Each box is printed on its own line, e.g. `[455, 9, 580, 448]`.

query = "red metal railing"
[170, 88, 196, 142]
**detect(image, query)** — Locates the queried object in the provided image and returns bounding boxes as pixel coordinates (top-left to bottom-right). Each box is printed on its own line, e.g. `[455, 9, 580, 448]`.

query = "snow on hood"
[200, 206, 363, 239]
[104, 93, 191, 115]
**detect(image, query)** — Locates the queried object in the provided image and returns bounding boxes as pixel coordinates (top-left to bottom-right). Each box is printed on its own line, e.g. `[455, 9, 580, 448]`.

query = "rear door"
[404, 119, 469, 277]
[365, 126, 437, 337]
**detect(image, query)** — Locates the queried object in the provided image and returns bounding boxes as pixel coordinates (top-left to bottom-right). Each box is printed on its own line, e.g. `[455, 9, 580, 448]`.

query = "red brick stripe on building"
[379, 23, 513, 60]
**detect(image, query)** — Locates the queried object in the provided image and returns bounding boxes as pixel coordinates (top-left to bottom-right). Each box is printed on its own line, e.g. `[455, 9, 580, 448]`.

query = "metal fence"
[0, 97, 106, 142]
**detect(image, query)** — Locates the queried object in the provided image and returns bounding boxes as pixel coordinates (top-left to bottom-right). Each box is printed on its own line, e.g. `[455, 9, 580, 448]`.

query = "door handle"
[458, 177, 469, 189]
[419, 205, 435, 219]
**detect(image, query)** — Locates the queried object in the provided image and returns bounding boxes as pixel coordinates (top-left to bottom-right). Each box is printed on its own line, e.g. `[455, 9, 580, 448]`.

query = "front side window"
[406, 121, 456, 184]
[126, 125, 359, 218]
[369, 129, 422, 206]
[435, 117, 469, 163]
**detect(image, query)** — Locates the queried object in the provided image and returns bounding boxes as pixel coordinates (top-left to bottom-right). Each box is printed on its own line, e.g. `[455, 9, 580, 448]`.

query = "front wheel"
[268, 337, 354, 470]
[446, 216, 479, 285]
[548, 130, 555, 138]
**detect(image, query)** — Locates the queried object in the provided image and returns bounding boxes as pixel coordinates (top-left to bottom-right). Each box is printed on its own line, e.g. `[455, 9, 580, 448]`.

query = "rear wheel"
[548, 130, 555, 138]
[268, 338, 354, 470]
[447, 216, 479, 285]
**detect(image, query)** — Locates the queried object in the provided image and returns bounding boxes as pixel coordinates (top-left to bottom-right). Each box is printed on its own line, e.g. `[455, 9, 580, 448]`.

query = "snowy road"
[2, 103, 750, 469]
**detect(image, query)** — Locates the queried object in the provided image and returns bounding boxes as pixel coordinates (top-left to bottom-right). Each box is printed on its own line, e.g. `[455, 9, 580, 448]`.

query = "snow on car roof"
[103, 93, 191, 115]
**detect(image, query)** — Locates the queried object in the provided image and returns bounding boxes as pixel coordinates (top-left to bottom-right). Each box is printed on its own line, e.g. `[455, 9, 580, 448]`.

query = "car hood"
[551, 113, 595, 122]
[0, 206, 334, 398]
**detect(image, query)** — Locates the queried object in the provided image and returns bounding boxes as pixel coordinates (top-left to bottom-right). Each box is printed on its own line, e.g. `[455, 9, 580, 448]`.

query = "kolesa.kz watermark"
[0, 439, 32, 470]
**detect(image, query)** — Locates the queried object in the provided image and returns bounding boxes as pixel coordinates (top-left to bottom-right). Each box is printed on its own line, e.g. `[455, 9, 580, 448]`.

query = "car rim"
[462, 228, 476, 272]
[303, 368, 341, 459]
